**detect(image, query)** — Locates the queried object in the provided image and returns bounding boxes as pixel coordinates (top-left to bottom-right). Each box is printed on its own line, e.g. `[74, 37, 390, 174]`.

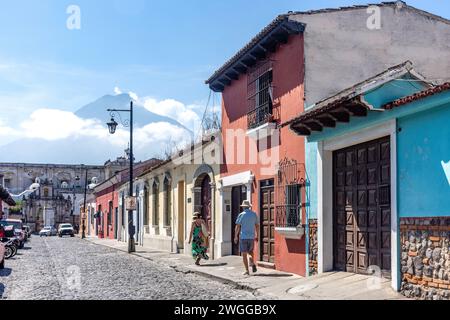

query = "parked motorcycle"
[2, 239, 18, 259]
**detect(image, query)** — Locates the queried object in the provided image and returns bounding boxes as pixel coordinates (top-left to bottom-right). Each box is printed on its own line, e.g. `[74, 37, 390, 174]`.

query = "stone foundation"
[309, 219, 318, 276]
[400, 217, 450, 300]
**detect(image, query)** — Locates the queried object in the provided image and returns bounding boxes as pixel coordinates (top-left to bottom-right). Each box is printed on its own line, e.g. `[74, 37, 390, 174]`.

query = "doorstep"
[257, 261, 276, 269]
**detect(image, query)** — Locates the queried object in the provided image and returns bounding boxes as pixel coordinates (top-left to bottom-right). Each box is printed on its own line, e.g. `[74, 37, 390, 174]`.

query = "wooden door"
[333, 137, 391, 276]
[107, 201, 112, 238]
[261, 182, 275, 263]
[201, 176, 212, 232]
[114, 207, 118, 239]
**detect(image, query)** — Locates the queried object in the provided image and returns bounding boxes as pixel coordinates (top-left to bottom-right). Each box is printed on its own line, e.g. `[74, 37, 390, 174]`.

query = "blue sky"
[0, 0, 448, 163]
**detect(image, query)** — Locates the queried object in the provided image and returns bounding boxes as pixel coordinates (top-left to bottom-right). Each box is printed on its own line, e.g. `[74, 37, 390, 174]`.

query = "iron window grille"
[163, 178, 171, 227]
[108, 202, 113, 226]
[152, 182, 159, 227]
[275, 158, 306, 228]
[121, 194, 125, 227]
[247, 60, 274, 129]
[143, 186, 149, 226]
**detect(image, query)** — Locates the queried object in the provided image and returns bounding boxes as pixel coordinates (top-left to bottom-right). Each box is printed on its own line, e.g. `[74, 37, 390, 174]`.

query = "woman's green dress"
[192, 224, 209, 260]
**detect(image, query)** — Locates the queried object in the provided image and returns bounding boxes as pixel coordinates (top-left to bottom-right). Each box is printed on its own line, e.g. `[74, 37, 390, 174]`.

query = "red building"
[207, 17, 308, 276]
[93, 175, 121, 239]
[93, 159, 161, 240]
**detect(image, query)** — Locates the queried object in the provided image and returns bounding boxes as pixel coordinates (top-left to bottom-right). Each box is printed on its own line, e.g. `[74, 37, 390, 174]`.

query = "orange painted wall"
[221, 34, 307, 276]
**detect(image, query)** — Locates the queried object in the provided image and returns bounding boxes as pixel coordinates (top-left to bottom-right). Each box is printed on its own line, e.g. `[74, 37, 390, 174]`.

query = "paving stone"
[0, 237, 268, 300]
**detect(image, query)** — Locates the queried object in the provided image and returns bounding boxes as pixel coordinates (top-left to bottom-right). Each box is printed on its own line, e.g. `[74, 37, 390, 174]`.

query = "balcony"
[246, 103, 277, 140]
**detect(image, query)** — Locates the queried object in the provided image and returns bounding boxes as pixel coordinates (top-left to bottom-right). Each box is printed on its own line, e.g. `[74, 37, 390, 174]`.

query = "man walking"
[234, 200, 259, 276]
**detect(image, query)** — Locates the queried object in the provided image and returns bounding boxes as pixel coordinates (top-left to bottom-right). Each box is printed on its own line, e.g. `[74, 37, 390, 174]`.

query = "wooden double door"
[260, 180, 275, 263]
[333, 137, 392, 276]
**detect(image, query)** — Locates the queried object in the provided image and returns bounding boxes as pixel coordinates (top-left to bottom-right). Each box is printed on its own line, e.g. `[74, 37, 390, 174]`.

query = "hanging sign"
[125, 196, 137, 211]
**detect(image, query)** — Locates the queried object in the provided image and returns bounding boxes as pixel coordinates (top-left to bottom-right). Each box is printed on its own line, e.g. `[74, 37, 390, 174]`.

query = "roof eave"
[206, 17, 305, 92]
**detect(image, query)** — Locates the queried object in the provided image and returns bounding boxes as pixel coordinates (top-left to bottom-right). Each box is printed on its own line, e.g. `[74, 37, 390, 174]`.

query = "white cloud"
[9, 107, 192, 160]
[20, 109, 104, 141]
[135, 122, 191, 151]
[128, 91, 139, 101]
[143, 98, 202, 133]
[0, 119, 19, 137]
[114, 86, 122, 95]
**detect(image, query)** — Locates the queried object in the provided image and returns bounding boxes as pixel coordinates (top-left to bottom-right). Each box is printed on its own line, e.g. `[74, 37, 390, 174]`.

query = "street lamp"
[106, 101, 135, 253]
[72, 175, 80, 226]
[107, 118, 118, 134]
[81, 167, 88, 240]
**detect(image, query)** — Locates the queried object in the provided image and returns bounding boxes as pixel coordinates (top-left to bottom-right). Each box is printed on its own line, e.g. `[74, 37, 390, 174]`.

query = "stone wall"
[309, 219, 318, 276]
[400, 217, 450, 300]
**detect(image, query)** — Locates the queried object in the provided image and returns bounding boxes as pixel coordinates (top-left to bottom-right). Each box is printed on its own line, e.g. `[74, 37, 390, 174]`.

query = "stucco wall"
[397, 103, 450, 217]
[290, 4, 450, 107]
[95, 185, 118, 239]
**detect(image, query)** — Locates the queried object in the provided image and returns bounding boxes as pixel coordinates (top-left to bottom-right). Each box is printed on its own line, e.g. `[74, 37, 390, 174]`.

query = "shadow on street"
[0, 268, 12, 277]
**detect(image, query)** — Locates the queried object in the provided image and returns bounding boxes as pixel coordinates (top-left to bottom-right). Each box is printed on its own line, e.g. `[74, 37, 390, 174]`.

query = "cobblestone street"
[0, 237, 266, 300]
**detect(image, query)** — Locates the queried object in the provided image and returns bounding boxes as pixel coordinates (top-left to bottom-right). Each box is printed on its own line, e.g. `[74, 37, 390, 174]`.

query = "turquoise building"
[287, 61, 450, 299]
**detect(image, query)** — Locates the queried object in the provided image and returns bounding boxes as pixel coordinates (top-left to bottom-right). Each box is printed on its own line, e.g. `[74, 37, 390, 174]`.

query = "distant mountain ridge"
[75, 93, 184, 129]
[0, 93, 190, 164]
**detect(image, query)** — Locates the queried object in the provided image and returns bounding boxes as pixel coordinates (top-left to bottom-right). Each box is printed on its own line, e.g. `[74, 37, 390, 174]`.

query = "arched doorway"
[201, 175, 212, 230]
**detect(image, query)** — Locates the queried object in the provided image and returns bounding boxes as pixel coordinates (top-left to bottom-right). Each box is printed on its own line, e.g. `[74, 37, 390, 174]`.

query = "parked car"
[58, 224, 75, 237]
[39, 226, 57, 237]
[23, 225, 32, 238]
[0, 219, 25, 249]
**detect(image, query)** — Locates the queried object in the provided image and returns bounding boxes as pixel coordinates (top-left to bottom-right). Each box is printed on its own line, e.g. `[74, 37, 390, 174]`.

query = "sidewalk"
[83, 236, 406, 300]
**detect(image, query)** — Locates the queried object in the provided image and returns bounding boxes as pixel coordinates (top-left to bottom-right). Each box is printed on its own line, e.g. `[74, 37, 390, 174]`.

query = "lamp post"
[82, 167, 88, 239]
[106, 101, 135, 253]
[72, 175, 80, 226]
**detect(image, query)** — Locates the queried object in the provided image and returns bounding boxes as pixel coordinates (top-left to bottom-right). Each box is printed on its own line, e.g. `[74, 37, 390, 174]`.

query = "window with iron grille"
[143, 186, 149, 226]
[284, 184, 302, 227]
[247, 60, 273, 129]
[152, 181, 159, 226]
[163, 177, 171, 227]
[121, 193, 125, 227]
[275, 158, 305, 228]
[108, 201, 112, 226]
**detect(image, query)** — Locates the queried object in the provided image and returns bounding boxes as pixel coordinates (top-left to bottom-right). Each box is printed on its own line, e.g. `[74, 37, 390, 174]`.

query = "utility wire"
[197, 89, 213, 140]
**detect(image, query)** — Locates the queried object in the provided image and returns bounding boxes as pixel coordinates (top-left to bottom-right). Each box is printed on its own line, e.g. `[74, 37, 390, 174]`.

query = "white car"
[58, 224, 75, 237]
[39, 226, 57, 237]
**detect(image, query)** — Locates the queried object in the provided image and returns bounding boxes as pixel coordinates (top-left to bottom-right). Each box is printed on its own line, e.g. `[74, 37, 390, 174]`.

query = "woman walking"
[188, 212, 210, 265]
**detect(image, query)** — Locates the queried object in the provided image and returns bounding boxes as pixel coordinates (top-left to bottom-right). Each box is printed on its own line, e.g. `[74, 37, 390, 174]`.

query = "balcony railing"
[247, 102, 273, 130]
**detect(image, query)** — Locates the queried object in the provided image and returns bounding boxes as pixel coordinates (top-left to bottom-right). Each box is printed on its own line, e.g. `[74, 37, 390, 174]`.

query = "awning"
[287, 96, 369, 136]
[284, 61, 437, 136]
